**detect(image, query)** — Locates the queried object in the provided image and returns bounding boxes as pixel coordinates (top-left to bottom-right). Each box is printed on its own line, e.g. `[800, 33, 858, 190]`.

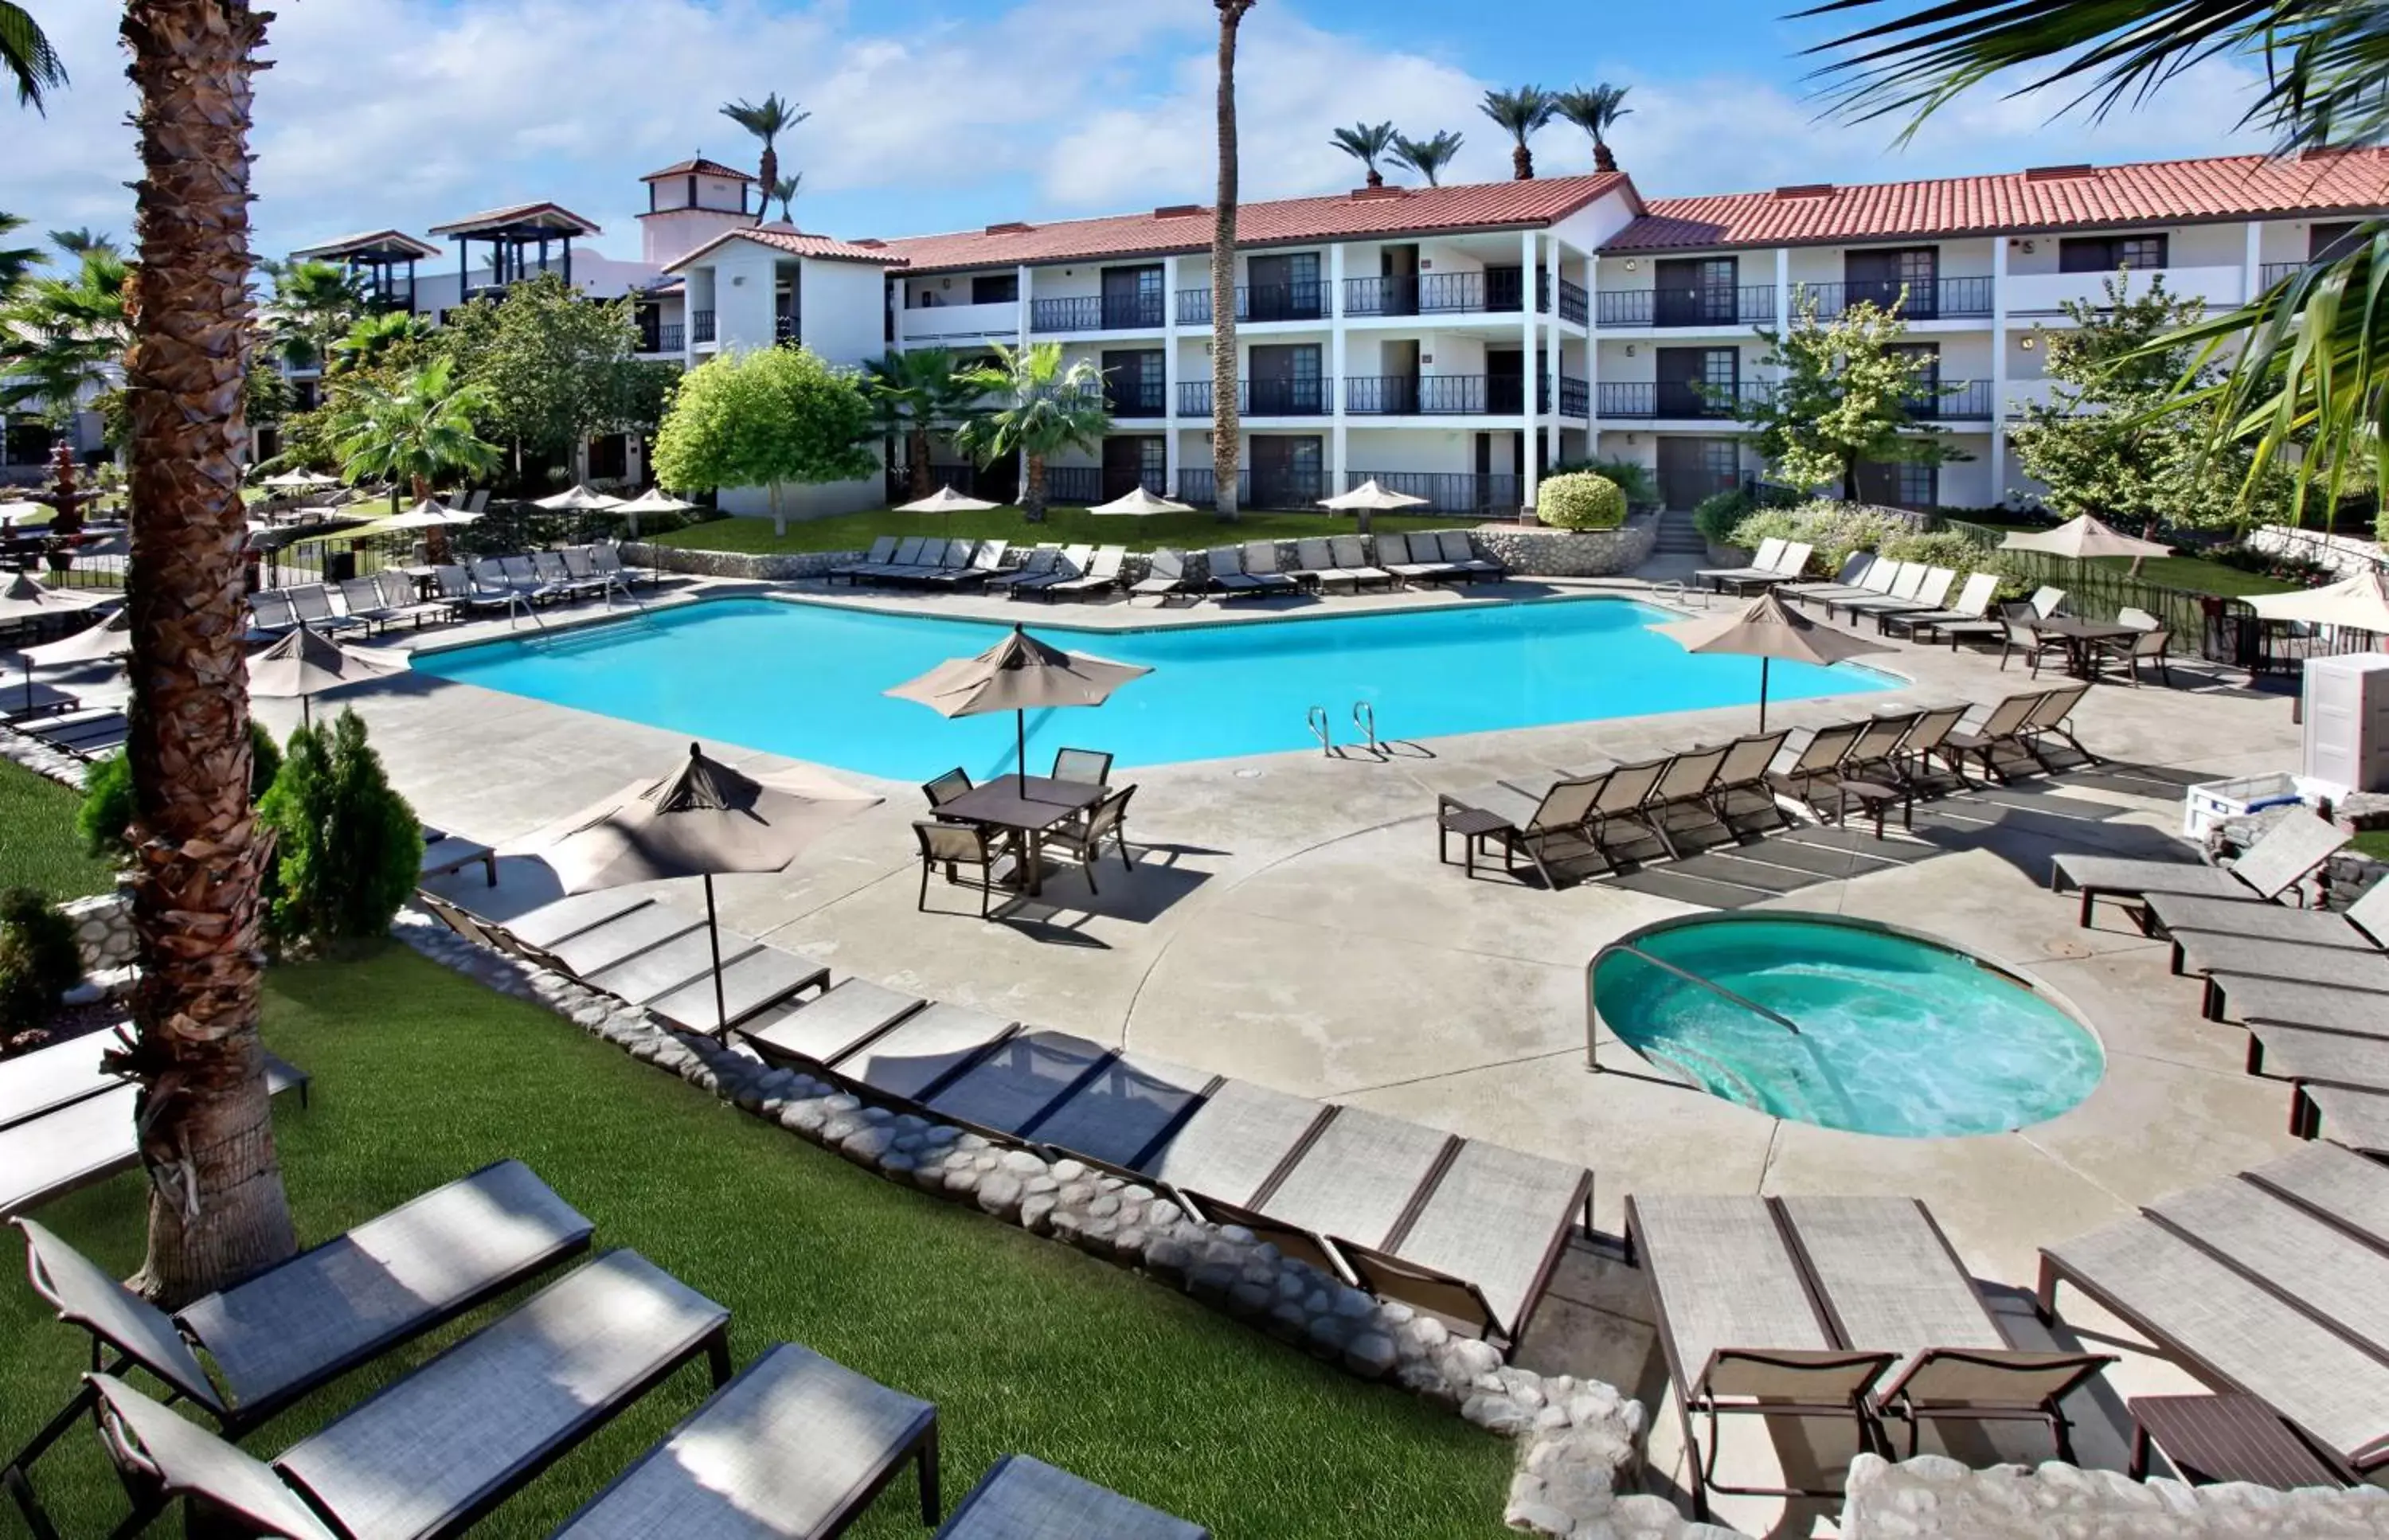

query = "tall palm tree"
[1330, 119, 1398, 187]
[952, 342, 1108, 522]
[1388, 130, 1464, 187]
[1554, 84, 1632, 173]
[765, 174, 801, 224]
[1480, 85, 1556, 179]
[1807, 0, 2389, 510]
[331, 355, 500, 510]
[2, 2, 65, 112]
[119, 0, 298, 1304]
[50, 226, 117, 257]
[327, 307, 432, 374]
[0, 244, 132, 423]
[0, 210, 42, 299]
[260, 257, 367, 370]
[1212, 0, 1256, 522]
[717, 93, 807, 225]
[864, 346, 978, 499]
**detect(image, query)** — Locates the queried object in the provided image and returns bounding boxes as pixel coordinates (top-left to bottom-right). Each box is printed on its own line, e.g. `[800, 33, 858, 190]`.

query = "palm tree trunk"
[909, 426, 932, 500]
[756, 144, 777, 226]
[1365, 166, 1382, 188]
[1593, 143, 1617, 174]
[1211, 1, 1252, 524]
[1512, 143, 1534, 180]
[1023, 453, 1047, 522]
[120, 0, 296, 1307]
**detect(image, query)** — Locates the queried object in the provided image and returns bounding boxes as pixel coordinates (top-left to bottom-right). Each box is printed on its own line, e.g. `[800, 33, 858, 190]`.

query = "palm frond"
[1554, 84, 1632, 139]
[1479, 85, 1557, 141]
[0, 2, 67, 115]
[1388, 130, 1465, 186]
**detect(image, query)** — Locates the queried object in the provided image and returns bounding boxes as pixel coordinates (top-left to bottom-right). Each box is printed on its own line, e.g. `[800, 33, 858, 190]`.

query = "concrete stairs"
[1650, 507, 1707, 558]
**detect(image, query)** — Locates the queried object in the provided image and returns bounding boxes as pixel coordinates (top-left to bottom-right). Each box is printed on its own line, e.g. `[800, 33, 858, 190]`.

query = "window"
[2311, 222, 2364, 262]
[972, 273, 1019, 305]
[1699, 440, 1739, 481]
[2059, 234, 2169, 273]
[2115, 236, 2167, 270]
[1895, 462, 1937, 507]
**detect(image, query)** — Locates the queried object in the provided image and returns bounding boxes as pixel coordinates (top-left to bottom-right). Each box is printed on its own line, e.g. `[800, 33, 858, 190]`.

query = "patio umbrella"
[894, 483, 1000, 541]
[538, 744, 880, 1034]
[534, 483, 626, 513]
[1088, 485, 1194, 516]
[1320, 478, 1428, 534]
[1651, 588, 1892, 731]
[1999, 514, 2172, 561]
[886, 623, 1151, 791]
[246, 623, 409, 727]
[607, 487, 696, 537]
[11, 607, 131, 713]
[350, 498, 482, 537]
[0, 572, 104, 623]
[2245, 567, 2389, 636]
[257, 469, 338, 491]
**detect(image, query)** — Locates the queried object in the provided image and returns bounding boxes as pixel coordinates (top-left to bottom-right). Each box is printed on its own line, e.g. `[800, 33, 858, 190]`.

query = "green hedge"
[1536, 472, 1626, 531]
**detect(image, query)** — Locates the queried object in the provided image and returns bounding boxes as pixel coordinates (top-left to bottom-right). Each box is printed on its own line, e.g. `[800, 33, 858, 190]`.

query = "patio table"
[2031, 616, 2141, 678]
[938, 776, 1107, 897]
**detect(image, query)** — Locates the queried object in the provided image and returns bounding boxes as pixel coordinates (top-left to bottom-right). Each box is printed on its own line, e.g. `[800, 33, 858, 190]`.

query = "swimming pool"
[416, 596, 1894, 780]
[1591, 915, 2103, 1139]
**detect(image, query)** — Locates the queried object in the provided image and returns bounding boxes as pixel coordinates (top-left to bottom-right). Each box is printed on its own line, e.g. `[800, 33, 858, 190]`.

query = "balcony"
[1343, 375, 1492, 415]
[1177, 467, 1326, 510]
[1597, 380, 1773, 419]
[1046, 465, 1101, 504]
[1906, 378, 1994, 420]
[1341, 271, 1532, 318]
[1178, 377, 1332, 416]
[1175, 282, 1328, 325]
[1342, 470, 1523, 515]
[1594, 285, 1777, 328]
[2004, 264, 2246, 316]
[2260, 261, 2306, 289]
[1793, 276, 1994, 320]
[897, 299, 1021, 346]
[1556, 277, 1588, 326]
[635, 322, 684, 354]
[1030, 294, 1165, 334]
[1106, 378, 1167, 419]
[691, 310, 717, 344]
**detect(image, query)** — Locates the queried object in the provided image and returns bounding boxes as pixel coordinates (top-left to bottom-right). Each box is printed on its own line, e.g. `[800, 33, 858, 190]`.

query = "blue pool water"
[416, 596, 1894, 780]
[1594, 917, 2103, 1139]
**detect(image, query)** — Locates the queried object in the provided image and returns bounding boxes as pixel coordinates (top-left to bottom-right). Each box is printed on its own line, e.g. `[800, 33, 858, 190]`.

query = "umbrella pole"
[705, 873, 727, 1038]
[1016, 708, 1027, 794]
[299, 694, 311, 731]
[1758, 657, 1769, 733]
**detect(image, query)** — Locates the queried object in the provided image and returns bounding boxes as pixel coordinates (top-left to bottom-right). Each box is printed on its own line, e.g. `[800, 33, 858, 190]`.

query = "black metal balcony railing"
[1556, 277, 1588, 325]
[1177, 467, 1326, 510]
[1106, 378, 1167, 418]
[366, 287, 415, 314]
[1045, 465, 1101, 504]
[1793, 276, 1995, 320]
[2260, 261, 2306, 288]
[1905, 378, 1995, 420]
[1594, 285, 1777, 327]
[1177, 377, 1332, 416]
[637, 322, 685, 353]
[1597, 380, 1775, 419]
[1343, 470, 1523, 515]
[775, 312, 799, 344]
[1029, 294, 1167, 333]
[1343, 375, 1488, 415]
[691, 310, 717, 344]
[1340, 271, 1531, 317]
[1174, 282, 1329, 325]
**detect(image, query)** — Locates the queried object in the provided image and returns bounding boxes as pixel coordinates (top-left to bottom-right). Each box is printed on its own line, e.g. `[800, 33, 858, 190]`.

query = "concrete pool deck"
[233, 570, 2326, 1531]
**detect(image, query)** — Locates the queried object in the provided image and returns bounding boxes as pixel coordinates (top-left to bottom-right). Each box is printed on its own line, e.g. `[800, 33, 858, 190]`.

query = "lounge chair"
[1241, 541, 1303, 596]
[1708, 729, 1793, 836]
[553, 1341, 939, 1539]
[917, 538, 1008, 590]
[1379, 531, 1463, 587]
[858, 536, 929, 585]
[375, 568, 456, 628]
[1825, 561, 1921, 621]
[1136, 1078, 1333, 1209]
[1765, 719, 1867, 819]
[1583, 756, 1672, 864]
[1696, 536, 1788, 592]
[1842, 566, 1957, 626]
[1884, 572, 1999, 640]
[1886, 703, 1970, 796]
[529, 549, 596, 600]
[0, 1034, 122, 1131]
[1131, 549, 1194, 604]
[925, 1028, 1116, 1140]
[83, 1249, 733, 1540]
[1290, 537, 1356, 592]
[885, 537, 956, 588]
[1254, 1107, 1455, 1254]
[2174, 920, 2389, 1010]
[287, 583, 367, 636]
[420, 823, 498, 886]
[1775, 1195, 2112, 1460]
[937, 1455, 1206, 1540]
[1781, 552, 1879, 607]
[21, 708, 128, 760]
[829, 537, 899, 584]
[1011, 543, 1093, 599]
[1204, 544, 1261, 597]
[432, 563, 519, 623]
[499, 554, 573, 605]
[2146, 875, 2389, 975]
[1026, 1051, 1219, 1171]
[2051, 809, 2348, 928]
[588, 543, 654, 592]
[738, 979, 927, 1072]
[1642, 743, 1734, 855]
[1, 1061, 308, 1221]
[824, 1001, 1017, 1107]
[337, 575, 405, 635]
[1832, 709, 1920, 787]
[1706, 541, 1813, 596]
[1038, 545, 1125, 601]
[986, 545, 1059, 593]
[1436, 772, 1609, 886]
[1331, 534, 1395, 591]
[245, 590, 299, 640]
[1939, 690, 2048, 784]
[1626, 1195, 1894, 1515]
[2293, 1081, 2389, 1152]
[6, 1161, 592, 1527]
[2016, 680, 2094, 769]
[0, 681, 79, 725]
[1437, 530, 1505, 581]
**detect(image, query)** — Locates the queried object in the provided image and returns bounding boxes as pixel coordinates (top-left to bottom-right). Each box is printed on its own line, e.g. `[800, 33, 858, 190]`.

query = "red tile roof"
[879, 174, 1635, 274]
[643, 158, 756, 183]
[1602, 150, 2389, 253]
[662, 224, 908, 272]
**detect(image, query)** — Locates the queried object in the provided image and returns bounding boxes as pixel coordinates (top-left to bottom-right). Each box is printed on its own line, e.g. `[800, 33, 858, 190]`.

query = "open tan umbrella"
[1999, 514, 2172, 561]
[247, 623, 409, 727]
[607, 487, 696, 537]
[351, 498, 481, 536]
[886, 623, 1151, 791]
[894, 485, 999, 515]
[0, 572, 104, 623]
[257, 469, 338, 491]
[534, 483, 626, 513]
[1320, 478, 1428, 534]
[538, 745, 881, 1034]
[2245, 567, 2389, 635]
[11, 607, 129, 715]
[1652, 588, 1892, 730]
[1088, 485, 1194, 516]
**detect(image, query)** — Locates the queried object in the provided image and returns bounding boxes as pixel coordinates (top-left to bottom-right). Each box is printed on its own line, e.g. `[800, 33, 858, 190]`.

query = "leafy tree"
[2009, 276, 2285, 532]
[953, 342, 1110, 522]
[652, 344, 878, 531]
[1480, 85, 1555, 178]
[1330, 120, 1398, 187]
[0, 888, 79, 1038]
[330, 356, 500, 551]
[256, 709, 421, 951]
[1388, 129, 1464, 187]
[438, 273, 669, 483]
[0, 242, 131, 424]
[1742, 291, 1959, 501]
[718, 93, 807, 221]
[1211, 0, 1256, 522]
[863, 346, 980, 501]
[328, 308, 433, 375]
[258, 258, 367, 370]
[2, 2, 65, 112]
[1554, 84, 1631, 173]
[49, 227, 115, 257]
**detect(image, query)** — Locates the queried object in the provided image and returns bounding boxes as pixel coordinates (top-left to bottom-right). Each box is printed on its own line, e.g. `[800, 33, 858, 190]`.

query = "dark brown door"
[1249, 436, 1323, 507]
[1484, 264, 1525, 313]
[1856, 459, 1937, 510]
[1654, 257, 1737, 326]
[1656, 437, 1740, 510]
[1376, 244, 1420, 315]
[1101, 349, 1163, 416]
[2312, 222, 2364, 261]
[1101, 264, 1162, 327]
[1249, 344, 1322, 414]
[1101, 436, 1164, 500]
[1844, 245, 1937, 317]
[2059, 234, 2168, 272]
[1656, 347, 1736, 418]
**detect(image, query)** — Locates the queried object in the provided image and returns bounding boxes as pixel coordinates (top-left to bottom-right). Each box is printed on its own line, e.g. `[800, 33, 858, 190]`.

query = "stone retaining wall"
[622, 543, 850, 581]
[0, 726, 92, 788]
[1841, 1452, 2389, 1538]
[2247, 522, 2386, 580]
[60, 891, 135, 972]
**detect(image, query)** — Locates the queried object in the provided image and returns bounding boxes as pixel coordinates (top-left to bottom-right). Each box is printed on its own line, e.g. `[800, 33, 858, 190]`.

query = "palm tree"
[0, 210, 41, 298]
[327, 307, 432, 374]
[717, 93, 807, 225]
[330, 355, 500, 546]
[1554, 84, 1631, 174]
[1480, 86, 1555, 179]
[1388, 130, 1464, 187]
[952, 342, 1108, 522]
[1212, 0, 1257, 522]
[1330, 119, 1398, 187]
[118, 0, 298, 1304]
[0, 244, 132, 424]
[49, 226, 116, 257]
[260, 258, 367, 370]
[864, 346, 978, 499]
[2, 2, 65, 112]
[765, 174, 801, 224]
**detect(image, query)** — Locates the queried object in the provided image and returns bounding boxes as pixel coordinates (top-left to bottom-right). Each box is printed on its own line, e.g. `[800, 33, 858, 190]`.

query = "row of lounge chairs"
[1438, 684, 2093, 888]
[826, 532, 1507, 605]
[246, 548, 651, 641]
[10, 1161, 1202, 1538]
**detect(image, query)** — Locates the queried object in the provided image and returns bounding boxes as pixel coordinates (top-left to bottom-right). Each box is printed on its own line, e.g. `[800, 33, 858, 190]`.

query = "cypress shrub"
[257, 709, 421, 949]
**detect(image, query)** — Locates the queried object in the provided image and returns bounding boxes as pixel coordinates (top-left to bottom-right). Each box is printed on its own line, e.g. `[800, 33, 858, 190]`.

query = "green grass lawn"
[2354, 830, 2389, 863]
[651, 506, 1460, 557]
[0, 946, 1514, 1538]
[2084, 554, 2300, 598]
[0, 757, 114, 902]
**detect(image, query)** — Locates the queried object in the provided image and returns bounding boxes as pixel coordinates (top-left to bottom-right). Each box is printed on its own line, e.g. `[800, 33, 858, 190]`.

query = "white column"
[1585, 251, 1601, 440]
[1988, 239, 2009, 503]
[1521, 228, 1539, 513]
[1329, 242, 1347, 495]
[1016, 263, 1033, 496]
[1163, 253, 1181, 494]
[2244, 219, 2264, 303]
[1544, 237, 1563, 467]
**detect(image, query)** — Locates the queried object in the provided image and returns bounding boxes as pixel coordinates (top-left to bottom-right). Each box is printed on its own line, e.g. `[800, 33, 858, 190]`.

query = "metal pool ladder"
[1351, 701, 1379, 758]
[1306, 705, 1333, 756]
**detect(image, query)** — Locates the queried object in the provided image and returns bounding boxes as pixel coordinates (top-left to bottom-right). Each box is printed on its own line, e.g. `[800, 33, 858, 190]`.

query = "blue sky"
[12, 0, 2269, 269]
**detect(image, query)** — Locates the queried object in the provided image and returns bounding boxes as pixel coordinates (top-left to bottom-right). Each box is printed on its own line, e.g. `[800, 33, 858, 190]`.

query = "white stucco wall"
[797, 257, 890, 366]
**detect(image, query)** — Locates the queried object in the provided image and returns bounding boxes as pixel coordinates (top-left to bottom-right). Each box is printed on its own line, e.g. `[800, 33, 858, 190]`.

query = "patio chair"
[831, 537, 899, 583]
[986, 545, 1059, 592]
[1765, 719, 1868, 819]
[376, 568, 456, 627]
[922, 765, 974, 816]
[1695, 536, 1788, 592]
[915, 820, 1007, 917]
[1626, 1194, 1894, 1517]
[1584, 755, 1672, 865]
[1436, 772, 1610, 887]
[1774, 1195, 2113, 1460]
[1380, 531, 1464, 587]
[1131, 549, 1194, 604]
[1049, 784, 1136, 893]
[737, 979, 928, 1073]
[1642, 743, 1734, 855]
[1331, 534, 1395, 591]
[2029, 585, 2069, 618]
[287, 583, 367, 637]
[6, 1161, 592, 1530]
[1039, 545, 1126, 601]
[337, 575, 405, 635]
[1204, 543, 1262, 597]
[1051, 746, 1113, 785]
[1437, 530, 1506, 581]
[1239, 541, 1301, 594]
[2094, 624, 2172, 687]
[2145, 875, 2389, 975]
[1135, 1078, 1334, 1209]
[1938, 690, 2048, 784]
[553, 1341, 940, 1538]
[1996, 604, 2066, 676]
[1291, 537, 1355, 592]
[2051, 808, 2348, 928]
[1824, 561, 1921, 621]
[936, 1455, 1207, 1540]
[1707, 728, 1794, 837]
[1884, 572, 1999, 640]
[82, 1249, 732, 1540]
[1781, 552, 1879, 607]
[245, 591, 299, 640]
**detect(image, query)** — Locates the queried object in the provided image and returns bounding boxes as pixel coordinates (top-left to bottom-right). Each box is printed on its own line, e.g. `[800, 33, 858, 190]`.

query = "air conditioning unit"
[2302, 652, 2389, 795]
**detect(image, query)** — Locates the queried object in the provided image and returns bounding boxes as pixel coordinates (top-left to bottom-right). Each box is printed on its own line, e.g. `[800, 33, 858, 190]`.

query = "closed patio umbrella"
[247, 623, 409, 727]
[1088, 485, 1194, 516]
[1999, 514, 2172, 561]
[1320, 478, 1428, 534]
[1652, 588, 1892, 731]
[886, 623, 1150, 791]
[2246, 567, 2389, 636]
[538, 745, 881, 1034]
